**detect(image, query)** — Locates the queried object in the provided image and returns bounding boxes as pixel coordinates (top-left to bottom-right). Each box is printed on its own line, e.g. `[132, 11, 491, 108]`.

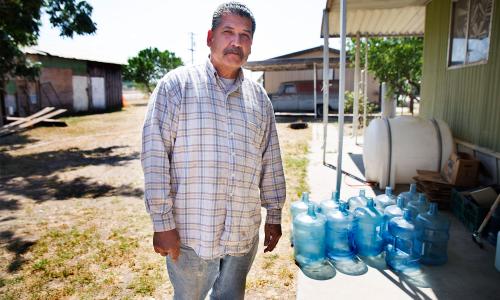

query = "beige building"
[245, 46, 380, 103]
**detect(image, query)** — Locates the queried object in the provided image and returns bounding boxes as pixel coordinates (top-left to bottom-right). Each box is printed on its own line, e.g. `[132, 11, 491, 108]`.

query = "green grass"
[128, 261, 164, 295]
[284, 155, 309, 198]
[1, 224, 142, 300]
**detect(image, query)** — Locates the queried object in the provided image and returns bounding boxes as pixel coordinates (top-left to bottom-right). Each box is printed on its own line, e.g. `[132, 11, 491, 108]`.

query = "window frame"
[447, 0, 494, 69]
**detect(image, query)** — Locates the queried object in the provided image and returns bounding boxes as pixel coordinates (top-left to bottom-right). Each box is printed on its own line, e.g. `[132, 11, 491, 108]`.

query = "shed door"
[91, 77, 106, 109]
[72, 76, 89, 111]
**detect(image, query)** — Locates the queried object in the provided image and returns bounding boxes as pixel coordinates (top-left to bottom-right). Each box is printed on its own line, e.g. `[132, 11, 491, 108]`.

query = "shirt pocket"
[246, 119, 264, 151]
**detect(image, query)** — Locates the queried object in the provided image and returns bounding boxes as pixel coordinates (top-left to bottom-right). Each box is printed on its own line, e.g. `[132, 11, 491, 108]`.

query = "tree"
[123, 48, 183, 94]
[348, 37, 423, 114]
[0, 0, 96, 121]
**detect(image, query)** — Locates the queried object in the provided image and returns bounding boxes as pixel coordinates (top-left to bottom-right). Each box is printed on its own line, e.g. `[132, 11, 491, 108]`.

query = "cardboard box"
[414, 170, 453, 208]
[443, 152, 480, 187]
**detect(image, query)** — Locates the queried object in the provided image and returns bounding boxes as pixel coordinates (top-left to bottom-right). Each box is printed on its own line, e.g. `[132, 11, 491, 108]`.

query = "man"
[141, 2, 286, 299]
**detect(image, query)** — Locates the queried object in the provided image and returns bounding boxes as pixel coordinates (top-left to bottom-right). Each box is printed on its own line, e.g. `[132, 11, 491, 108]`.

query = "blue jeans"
[166, 237, 259, 300]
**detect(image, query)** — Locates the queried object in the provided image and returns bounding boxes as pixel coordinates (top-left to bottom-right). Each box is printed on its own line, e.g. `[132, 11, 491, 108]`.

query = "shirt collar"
[205, 57, 245, 88]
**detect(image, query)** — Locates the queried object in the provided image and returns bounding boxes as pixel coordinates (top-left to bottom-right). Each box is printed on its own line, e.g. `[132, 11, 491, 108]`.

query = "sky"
[35, 0, 340, 66]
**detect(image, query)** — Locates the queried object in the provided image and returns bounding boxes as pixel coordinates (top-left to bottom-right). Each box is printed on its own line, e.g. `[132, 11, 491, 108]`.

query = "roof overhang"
[323, 0, 430, 37]
[244, 57, 340, 72]
[23, 47, 124, 66]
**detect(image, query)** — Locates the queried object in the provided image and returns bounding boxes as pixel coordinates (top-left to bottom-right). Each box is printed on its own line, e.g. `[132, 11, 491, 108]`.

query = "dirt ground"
[0, 97, 311, 299]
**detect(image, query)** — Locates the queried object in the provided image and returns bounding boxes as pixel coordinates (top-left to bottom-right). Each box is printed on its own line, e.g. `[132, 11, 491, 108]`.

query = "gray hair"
[211, 2, 256, 35]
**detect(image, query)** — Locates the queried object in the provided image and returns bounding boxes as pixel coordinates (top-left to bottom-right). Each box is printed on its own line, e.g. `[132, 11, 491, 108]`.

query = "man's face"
[207, 14, 253, 78]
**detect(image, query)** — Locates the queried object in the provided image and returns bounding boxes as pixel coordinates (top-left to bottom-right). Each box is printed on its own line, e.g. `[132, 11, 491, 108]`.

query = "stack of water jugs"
[292, 184, 451, 276]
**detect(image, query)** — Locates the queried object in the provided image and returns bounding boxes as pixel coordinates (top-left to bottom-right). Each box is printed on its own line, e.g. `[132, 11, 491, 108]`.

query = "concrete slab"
[297, 123, 500, 300]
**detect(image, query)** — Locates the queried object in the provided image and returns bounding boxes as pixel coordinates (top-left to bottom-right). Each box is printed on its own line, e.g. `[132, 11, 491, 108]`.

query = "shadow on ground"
[129, 102, 148, 107]
[0, 145, 143, 209]
[0, 146, 139, 178]
[0, 134, 40, 152]
[0, 175, 143, 205]
[0, 230, 36, 273]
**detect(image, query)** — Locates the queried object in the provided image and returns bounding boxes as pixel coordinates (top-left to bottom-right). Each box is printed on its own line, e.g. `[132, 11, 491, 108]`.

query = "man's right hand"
[153, 229, 181, 261]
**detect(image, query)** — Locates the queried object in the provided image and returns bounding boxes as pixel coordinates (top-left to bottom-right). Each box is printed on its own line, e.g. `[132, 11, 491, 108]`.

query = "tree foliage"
[0, 0, 96, 122]
[0, 0, 96, 83]
[348, 37, 423, 114]
[123, 48, 183, 94]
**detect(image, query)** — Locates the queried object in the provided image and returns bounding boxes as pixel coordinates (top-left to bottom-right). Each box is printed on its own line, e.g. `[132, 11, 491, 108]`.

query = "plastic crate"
[451, 188, 488, 232]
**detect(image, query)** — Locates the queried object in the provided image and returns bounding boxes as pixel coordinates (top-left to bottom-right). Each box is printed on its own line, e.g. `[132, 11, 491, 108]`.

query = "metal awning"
[244, 57, 339, 72]
[323, 0, 429, 37]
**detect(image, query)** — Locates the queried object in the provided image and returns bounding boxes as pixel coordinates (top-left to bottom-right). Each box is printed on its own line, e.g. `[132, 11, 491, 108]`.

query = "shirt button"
[231, 173, 235, 178]
[229, 192, 234, 197]
[231, 152, 235, 156]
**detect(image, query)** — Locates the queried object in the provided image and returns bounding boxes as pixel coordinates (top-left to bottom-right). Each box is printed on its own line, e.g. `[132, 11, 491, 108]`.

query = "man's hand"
[264, 224, 282, 253]
[153, 229, 181, 261]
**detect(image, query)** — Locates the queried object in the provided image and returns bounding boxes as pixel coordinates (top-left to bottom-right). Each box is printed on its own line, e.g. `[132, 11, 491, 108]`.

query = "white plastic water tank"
[363, 116, 455, 189]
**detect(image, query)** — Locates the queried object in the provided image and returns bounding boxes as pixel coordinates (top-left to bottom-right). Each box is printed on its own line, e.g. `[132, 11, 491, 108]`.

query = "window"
[284, 84, 297, 94]
[448, 0, 493, 67]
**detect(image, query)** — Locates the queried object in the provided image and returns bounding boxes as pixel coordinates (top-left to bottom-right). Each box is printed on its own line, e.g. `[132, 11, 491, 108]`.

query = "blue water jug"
[325, 202, 356, 260]
[320, 191, 340, 215]
[383, 195, 405, 245]
[291, 192, 310, 246]
[399, 183, 418, 207]
[348, 189, 368, 212]
[386, 209, 420, 272]
[354, 198, 384, 256]
[374, 186, 396, 212]
[291, 192, 310, 221]
[414, 203, 451, 265]
[293, 203, 327, 267]
[407, 193, 429, 220]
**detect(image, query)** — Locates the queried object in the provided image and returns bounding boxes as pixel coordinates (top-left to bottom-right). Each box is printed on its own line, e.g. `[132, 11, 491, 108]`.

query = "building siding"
[29, 55, 87, 76]
[421, 0, 500, 152]
[3, 54, 123, 116]
[88, 62, 123, 110]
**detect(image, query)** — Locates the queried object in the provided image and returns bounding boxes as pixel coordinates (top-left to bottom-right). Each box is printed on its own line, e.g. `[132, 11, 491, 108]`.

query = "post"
[336, 0, 347, 194]
[353, 32, 360, 141]
[322, 9, 330, 165]
[313, 62, 317, 118]
[381, 82, 396, 118]
[363, 38, 368, 129]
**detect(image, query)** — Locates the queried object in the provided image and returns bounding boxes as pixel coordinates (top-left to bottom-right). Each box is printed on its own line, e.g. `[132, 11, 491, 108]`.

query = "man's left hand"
[264, 224, 282, 253]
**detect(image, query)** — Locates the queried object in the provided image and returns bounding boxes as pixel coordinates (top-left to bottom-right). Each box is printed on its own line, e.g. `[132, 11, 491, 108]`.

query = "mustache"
[223, 47, 243, 57]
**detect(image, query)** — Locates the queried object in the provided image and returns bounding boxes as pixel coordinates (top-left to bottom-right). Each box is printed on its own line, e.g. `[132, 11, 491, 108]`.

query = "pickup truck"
[268, 81, 339, 116]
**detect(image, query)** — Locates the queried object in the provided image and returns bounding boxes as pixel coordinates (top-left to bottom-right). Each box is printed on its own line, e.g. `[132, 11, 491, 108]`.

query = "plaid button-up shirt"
[141, 59, 286, 259]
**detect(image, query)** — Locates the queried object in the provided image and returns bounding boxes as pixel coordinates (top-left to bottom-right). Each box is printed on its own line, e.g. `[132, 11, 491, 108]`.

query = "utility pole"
[189, 32, 195, 65]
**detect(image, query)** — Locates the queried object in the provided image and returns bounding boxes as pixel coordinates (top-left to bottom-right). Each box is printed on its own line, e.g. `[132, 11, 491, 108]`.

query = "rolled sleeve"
[150, 212, 177, 232]
[265, 209, 283, 224]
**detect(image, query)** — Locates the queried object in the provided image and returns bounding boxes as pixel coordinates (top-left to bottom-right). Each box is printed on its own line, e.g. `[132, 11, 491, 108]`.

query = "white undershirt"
[220, 77, 236, 93]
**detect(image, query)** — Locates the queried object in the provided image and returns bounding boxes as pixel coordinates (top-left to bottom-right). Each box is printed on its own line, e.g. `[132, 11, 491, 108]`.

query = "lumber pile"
[0, 107, 67, 137]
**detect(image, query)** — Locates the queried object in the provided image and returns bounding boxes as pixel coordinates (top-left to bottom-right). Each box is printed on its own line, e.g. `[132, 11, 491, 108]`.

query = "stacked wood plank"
[0, 107, 67, 137]
[413, 170, 453, 209]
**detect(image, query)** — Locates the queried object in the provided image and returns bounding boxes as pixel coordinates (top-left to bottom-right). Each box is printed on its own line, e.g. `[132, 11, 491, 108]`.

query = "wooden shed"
[3, 50, 123, 118]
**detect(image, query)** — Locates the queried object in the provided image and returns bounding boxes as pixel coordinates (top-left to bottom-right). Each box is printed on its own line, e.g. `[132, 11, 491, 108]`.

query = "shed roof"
[23, 48, 124, 66]
[323, 0, 430, 37]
